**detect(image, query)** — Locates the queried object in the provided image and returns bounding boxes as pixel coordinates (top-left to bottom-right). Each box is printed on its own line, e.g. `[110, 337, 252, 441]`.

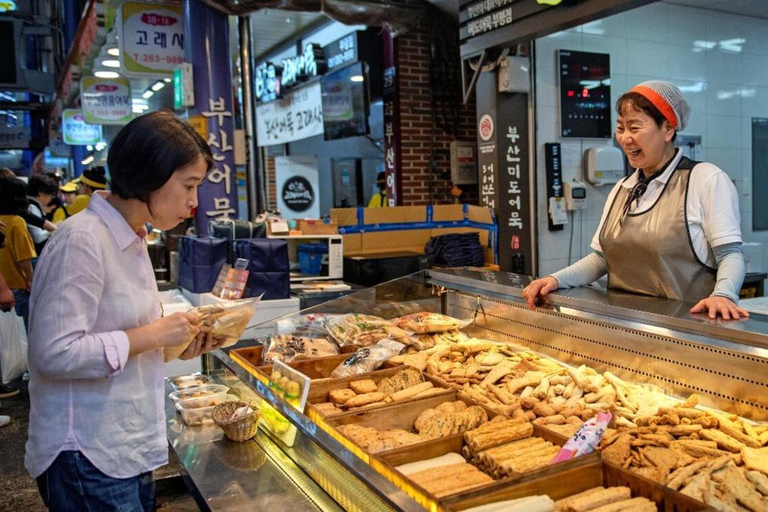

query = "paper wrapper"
[163, 297, 260, 362]
[551, 411, 612, 463]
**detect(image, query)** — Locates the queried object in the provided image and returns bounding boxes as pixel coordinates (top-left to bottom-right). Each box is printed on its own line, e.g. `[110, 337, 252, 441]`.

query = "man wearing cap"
[68, 167, 108, 216]
[524, 80, 747, 321]
[50, 180, 77, 224]
[368, 171, 388, 208]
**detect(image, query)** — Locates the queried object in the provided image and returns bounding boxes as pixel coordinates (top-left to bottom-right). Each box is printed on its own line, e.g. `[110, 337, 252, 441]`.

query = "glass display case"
[166, 268, 768, 511]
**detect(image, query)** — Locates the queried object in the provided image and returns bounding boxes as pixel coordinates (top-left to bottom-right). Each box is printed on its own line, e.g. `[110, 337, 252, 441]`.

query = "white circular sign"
[479, 114, 494, 142]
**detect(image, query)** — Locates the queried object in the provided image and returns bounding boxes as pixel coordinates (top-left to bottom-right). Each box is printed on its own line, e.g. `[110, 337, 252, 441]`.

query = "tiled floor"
[0, 381, 199, 512]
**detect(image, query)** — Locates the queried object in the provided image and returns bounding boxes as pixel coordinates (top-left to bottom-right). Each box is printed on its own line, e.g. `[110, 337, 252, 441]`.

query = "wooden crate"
[323, 392, 474, 464]
[305, 367, 453, 420]
[442, 460, 712, 512]
[373, 421, 595, 511]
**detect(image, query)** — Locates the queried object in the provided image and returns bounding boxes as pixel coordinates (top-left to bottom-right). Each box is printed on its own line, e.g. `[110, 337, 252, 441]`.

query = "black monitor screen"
[321, 62, 369, 141]
[558, 50, 611, 138]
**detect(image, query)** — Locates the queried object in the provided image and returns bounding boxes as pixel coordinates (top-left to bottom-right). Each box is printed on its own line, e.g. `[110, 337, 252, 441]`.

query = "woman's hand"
[155, 312, 200, 348]
[522, 276, 559, 309]
[178, 332, 226, 360]
[690, 296, 750, 320]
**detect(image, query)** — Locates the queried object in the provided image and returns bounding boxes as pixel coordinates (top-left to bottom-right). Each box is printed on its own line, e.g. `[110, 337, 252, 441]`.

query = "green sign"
[174, 66, 183, 109]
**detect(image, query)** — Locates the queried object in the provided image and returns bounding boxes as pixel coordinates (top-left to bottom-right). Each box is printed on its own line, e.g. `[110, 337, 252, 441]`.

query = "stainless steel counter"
[164, 378, 341, 512]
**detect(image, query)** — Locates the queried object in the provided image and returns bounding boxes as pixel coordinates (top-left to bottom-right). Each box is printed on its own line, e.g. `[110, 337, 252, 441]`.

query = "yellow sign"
[537, 0, 563, 4]
[188, 115, 207, 141]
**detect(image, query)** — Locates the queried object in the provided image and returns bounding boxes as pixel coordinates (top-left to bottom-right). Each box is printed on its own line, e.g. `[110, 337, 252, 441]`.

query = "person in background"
[27, 175, 59, 254]
[0, 228, 20, 422]
[67, 167, 108, 216]
[50, 180, 78, 224]
[524, 81, 746, 320]
[0, 167, 15, 179]
[368, 171, 388, 208]
[0, 177, 35, 332]
[26, 111, 224, 512]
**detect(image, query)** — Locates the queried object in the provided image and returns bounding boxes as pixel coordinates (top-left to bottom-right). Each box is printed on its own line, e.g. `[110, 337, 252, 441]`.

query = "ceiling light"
[350, 75, 364, 82]
[163, 77, 172, 83]
[132, 106, 144, 114]
[81, 155, 94, 165]
[151, 81, 165, 91]
[86, 145, 93, 151]
[142, 90, 154, 99]
[94, 71, 119, 79]
[107, 47, 119, 56]
[101, 59, 120, 68]
[132, 98, 147, 105]
[95, 142, 107, 151]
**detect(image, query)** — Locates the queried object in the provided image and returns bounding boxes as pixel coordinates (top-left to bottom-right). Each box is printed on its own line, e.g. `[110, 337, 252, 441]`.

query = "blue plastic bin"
[297, 243, 328, 276]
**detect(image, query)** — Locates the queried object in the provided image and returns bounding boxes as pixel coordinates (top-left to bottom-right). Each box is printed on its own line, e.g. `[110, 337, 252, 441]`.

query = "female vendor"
[524, 81, 748, 321]
[26, 112, 223, 511]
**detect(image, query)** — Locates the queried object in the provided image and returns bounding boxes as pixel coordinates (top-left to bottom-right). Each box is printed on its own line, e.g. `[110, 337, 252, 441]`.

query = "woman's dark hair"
[107, 111, 213, 204]
[616, 92, 677, 142]
[28, 174, 59, 198]
[0, 177, 29, 215]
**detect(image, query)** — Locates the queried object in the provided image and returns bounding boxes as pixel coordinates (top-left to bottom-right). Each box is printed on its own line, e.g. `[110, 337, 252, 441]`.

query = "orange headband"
[629, 85, 678, 129]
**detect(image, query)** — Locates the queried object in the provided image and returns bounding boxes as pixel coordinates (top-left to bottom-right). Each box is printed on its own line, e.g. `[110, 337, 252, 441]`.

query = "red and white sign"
[118, 2, 184, 76]
[479, 114, 494, 141]
[80, 76, 132, 125]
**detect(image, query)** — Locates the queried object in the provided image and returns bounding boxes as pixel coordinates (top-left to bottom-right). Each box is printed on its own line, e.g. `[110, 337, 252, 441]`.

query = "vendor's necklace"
[619, 154, 677, 226]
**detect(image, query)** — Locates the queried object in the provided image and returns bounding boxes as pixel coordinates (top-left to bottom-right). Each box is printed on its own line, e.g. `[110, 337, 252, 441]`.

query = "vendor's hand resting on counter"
[524, 81, 747, 321]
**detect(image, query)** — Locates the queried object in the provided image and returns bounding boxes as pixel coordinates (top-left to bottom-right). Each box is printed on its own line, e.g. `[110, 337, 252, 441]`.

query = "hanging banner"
[382, 29, 402, 206]
[118, 1, 184, 76]
[80, 76, 132, 125]
[62, 110, 103, 146]
[185, 0, 238, 234]
[255, 82, 323, 146]
[275, 156, 320, 219]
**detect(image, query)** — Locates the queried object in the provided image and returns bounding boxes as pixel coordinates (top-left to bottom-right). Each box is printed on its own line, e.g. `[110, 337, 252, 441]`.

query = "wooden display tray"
[323, 391, 484, 464]
[441, 459, 711, 512]
[305, 366, 453, 421]
[230, 347, 356, 384]
[372, 420, 590, 510]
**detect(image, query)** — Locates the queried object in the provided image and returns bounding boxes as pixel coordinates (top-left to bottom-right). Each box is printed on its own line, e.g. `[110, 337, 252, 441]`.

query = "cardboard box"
[332, 204, 496, 264]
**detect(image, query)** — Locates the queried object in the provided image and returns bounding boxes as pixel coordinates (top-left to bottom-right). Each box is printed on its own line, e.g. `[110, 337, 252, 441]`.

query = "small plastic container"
[297, 243, 328, 276]
[169, 373, 214, 391]
[169, 384, 230, 404]
[175, 394, 237, 426]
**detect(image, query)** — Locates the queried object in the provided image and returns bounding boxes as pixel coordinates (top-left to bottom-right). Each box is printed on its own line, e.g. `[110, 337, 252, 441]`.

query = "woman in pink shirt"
[26, 112, 222, 511]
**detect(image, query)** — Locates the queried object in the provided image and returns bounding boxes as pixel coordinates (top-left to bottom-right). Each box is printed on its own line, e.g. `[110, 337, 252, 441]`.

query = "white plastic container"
[175, 394, 237, 426]
[169, 373, 214, 391]
[169, 384, 230, 404]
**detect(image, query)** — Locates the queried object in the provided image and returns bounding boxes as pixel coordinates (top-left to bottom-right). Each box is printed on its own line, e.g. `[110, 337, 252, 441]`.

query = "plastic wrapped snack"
[552, 411, 612, 463]
[325, 314, 395, 347]
[275, 313, 343, 337]
[331, 339, 405, 378]
[263, 334, 340, 363]
[392, 312, 470, 334]
[164, 298, 260, 361]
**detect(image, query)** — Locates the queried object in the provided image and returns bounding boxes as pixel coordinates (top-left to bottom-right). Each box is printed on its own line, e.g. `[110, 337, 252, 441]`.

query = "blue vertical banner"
[183, 0, 238, 236]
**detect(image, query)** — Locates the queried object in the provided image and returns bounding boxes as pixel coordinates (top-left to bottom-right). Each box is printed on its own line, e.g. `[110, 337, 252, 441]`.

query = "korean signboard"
[254, 44, 325, 102]
[255, 82, 324, 146]
[275, 156, 320, 219]
[62, 109, 102, 146]
[0, 125, 30, 149]
[475, 72, 533, 275]
[118, 2, 184, 76]
[382, 30, 402, 206]
[80, 76, 132, 125]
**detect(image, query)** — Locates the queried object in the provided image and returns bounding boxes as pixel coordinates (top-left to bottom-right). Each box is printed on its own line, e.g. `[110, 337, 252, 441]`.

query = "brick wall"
[397, 18, 478, 206]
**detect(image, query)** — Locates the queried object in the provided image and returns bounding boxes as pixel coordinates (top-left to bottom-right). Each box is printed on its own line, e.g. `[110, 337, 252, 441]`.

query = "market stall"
[166, 268, 768, 511]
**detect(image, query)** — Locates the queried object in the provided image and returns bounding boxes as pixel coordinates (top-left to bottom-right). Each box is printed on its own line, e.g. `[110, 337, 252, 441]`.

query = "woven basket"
[212, 401, 259, 442]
